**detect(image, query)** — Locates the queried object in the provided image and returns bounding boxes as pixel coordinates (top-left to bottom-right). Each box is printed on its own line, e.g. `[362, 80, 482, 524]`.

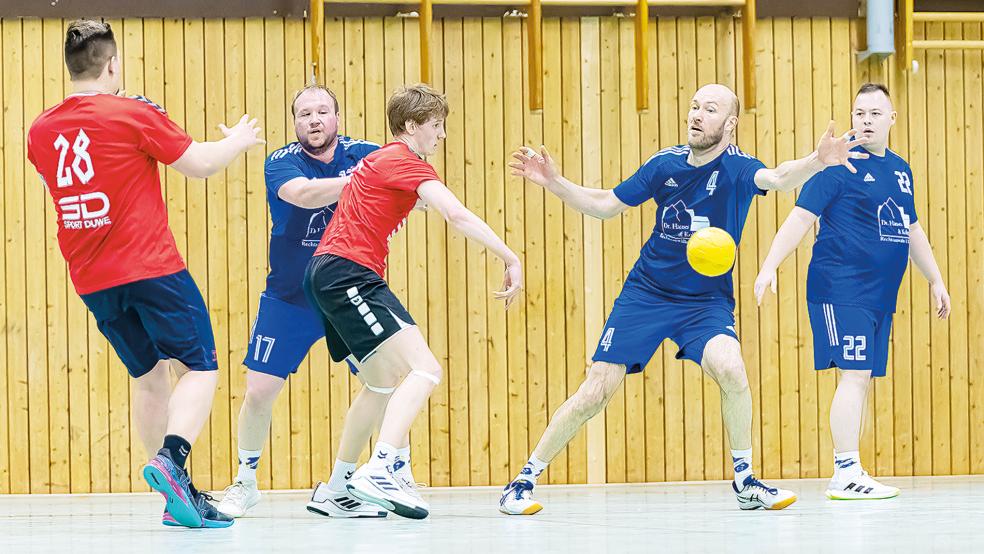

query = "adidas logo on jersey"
[864, 173, 876, 182]
[664, 177, 678, 187]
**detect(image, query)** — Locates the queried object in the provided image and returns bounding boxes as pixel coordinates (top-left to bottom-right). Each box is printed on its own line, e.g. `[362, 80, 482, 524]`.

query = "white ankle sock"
[731, 448, 753, 487]
[516, 453, 549, 485]
[833, 451, 862, 479]
[235, 448, 262, 484]
[368, 441, 398, 470]
[327, 459, 357, 492]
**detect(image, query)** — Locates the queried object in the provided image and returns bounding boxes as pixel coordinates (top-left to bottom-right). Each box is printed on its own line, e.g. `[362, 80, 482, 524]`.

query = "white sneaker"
[306, 482, 387, 518]
[733, 476, 797, 510]
[499, 479, 543, 515]
[393, 462, 429, 512]
[826, 471, 900, 500]
[346, 465, 429, 520]
[216, 480, 261, 517]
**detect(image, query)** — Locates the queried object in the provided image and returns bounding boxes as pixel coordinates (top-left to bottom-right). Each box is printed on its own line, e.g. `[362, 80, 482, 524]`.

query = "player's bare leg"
[307, 381, 395, 519]
[143, 359, 231, 528]
[826, 369, 896, 499]
[500, 361, 625, 515]
[701, 335, 797, 510]
[344, 326, 441, 519]
[131, 360, 172, 457]
[217, 370, 284, 516]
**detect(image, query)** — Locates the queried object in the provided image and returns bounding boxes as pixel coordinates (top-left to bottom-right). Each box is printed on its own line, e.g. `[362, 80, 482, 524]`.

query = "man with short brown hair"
[28, 18, 263, 529]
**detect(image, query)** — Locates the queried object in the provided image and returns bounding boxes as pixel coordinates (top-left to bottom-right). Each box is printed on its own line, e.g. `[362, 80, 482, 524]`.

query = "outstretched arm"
[754, 207, 818, 305]
[909, 222, 950, 319]
[509, 146, 629, 219]
[754, 121, 869, 193]
[170, 114, 265, 179]
[417, 180, 523, 309]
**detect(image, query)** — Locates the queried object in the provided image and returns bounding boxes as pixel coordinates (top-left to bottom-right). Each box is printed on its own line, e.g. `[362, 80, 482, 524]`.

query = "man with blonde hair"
[304, 84, 523, 519]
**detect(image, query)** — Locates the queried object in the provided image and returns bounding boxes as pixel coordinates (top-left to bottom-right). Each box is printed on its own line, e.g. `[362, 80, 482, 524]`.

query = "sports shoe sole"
[499, 502, 543, 516]
[825, 489, 900, 500]
[143, 460, 203, 528]
[346, 478, 429, 520]
[305, 502, 387, 518]
[738, 494, 798, 510]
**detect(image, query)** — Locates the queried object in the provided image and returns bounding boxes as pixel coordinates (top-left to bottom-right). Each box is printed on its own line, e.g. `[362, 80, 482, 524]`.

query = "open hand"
[816, 120, 869, 173]
[508, 145, 559, 187]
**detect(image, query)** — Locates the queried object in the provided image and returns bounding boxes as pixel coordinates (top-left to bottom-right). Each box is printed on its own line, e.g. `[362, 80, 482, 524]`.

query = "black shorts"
[303, 254, 416, 364]
[79, 269, 218, 378]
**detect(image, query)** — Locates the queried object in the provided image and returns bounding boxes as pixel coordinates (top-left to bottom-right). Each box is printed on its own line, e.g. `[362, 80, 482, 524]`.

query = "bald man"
[501, 84, 869, 513]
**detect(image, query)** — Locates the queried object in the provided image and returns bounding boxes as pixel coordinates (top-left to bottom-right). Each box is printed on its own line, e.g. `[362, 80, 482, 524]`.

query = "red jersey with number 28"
[27, 93, 193, 294]
[316, 141, 440, 277]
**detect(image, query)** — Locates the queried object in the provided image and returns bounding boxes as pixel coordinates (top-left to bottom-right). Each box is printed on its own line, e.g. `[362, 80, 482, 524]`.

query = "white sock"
[394, 446, 412, 475]
[833, 451, 862, 479]
[516, 453, 549, 485]
[731, 448, 753, 488]
[326, 459, 357, 492]
[235, 448, 262, 484]
[368, 441, 398, 470]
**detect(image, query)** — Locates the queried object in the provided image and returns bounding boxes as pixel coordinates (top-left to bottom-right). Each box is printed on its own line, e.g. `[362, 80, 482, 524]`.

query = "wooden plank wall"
[0, 16, 981, 493]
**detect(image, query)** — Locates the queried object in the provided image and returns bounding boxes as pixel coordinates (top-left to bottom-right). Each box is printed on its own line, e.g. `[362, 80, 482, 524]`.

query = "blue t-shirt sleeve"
[905, 166, 918, 224]
[264, 153, 306, 197]
[613, 155, 661, 207]
[736, 156, 768, 199]
[795, 170, 841, 216]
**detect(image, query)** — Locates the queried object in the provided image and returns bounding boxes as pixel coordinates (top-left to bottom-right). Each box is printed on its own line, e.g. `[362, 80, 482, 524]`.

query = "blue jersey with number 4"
[796, 147, 917, 313]
[263, 136, 378, 306]
[613, 144, 766, 306]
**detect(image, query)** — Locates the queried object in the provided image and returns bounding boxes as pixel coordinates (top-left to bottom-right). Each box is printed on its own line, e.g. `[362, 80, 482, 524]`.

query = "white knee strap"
[410, 369, 440, 385]
[364, 382, 396, 395]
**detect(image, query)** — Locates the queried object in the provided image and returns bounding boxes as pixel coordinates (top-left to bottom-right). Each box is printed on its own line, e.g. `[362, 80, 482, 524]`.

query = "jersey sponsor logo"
[303, 207, 335, 247]
[706, 171, 719, 195]
[600, 327, 615, 352]
[863, 172, 875, 183]
[59, 192, 112, 229]
[663, 177, 678, 187]
[659, 200, 709, 243]
[876, 197, 910, 244]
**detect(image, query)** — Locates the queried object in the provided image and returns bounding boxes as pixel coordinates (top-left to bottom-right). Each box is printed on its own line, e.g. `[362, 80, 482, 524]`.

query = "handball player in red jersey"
[27, 19, 263, 528]
[303, 84, 523, 519]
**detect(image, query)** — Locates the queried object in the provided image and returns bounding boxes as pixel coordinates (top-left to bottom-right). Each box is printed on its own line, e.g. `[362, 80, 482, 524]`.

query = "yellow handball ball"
[686, 226, 736, 277]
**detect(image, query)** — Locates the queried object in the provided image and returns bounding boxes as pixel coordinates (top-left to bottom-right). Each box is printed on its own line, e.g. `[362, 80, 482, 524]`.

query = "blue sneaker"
[144, 450, 202, 527]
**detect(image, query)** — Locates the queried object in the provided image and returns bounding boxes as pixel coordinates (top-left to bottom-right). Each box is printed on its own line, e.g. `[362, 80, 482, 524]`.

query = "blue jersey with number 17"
[613, 144, 767, 306]
[796, 147, 917, 313]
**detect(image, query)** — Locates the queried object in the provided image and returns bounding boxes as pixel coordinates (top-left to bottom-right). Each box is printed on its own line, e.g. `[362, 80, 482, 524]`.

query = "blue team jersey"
[614, 144, 767, 305]
[263, 136, 379, 305]
[796, 147, 917, 313]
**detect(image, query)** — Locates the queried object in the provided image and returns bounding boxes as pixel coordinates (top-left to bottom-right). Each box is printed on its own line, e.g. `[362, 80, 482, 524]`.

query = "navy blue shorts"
[243, 293, 358, 379]
[592, 284, 739, 373]
[80, 270, 217, 378]
[807, 302, 892, 377]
